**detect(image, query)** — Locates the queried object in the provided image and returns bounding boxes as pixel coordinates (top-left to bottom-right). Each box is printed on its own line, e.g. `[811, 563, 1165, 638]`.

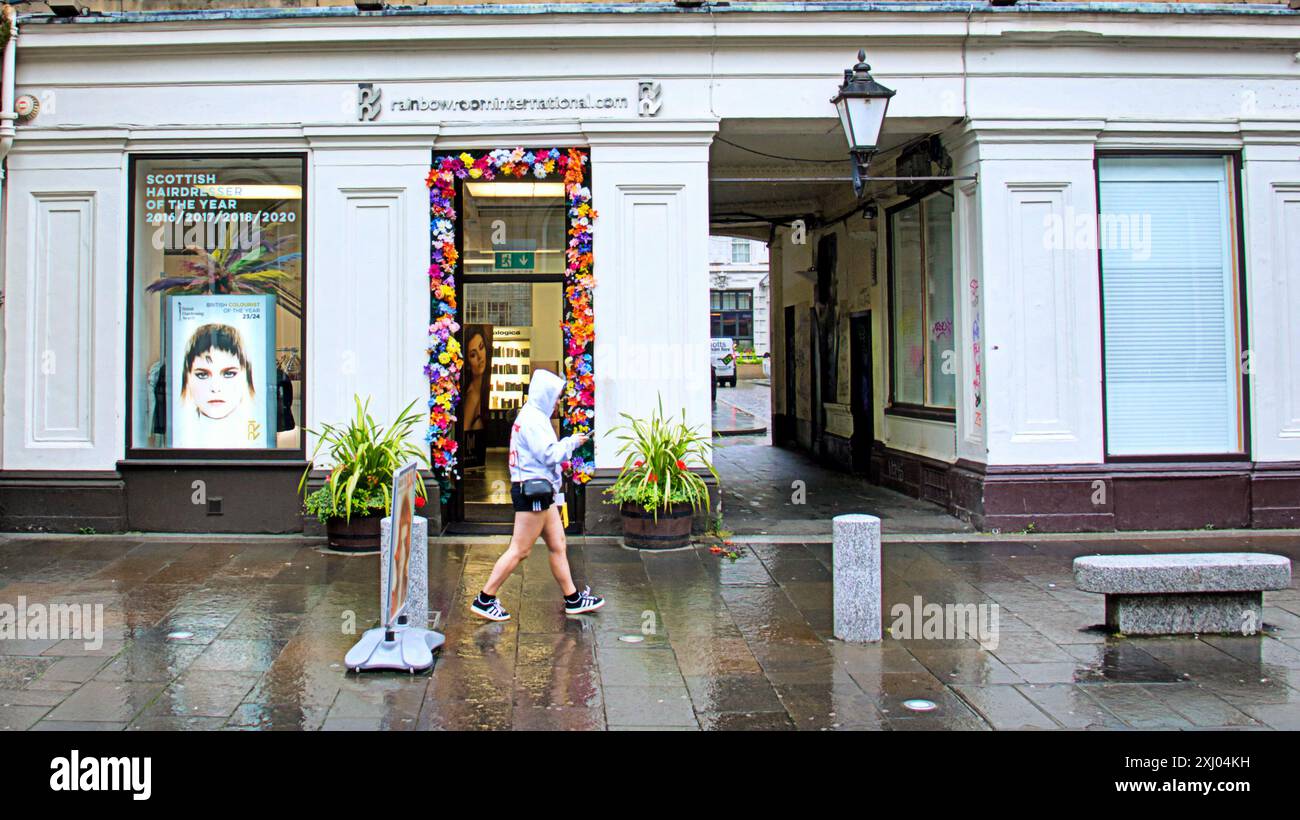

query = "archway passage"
[708, 119, 974, 536]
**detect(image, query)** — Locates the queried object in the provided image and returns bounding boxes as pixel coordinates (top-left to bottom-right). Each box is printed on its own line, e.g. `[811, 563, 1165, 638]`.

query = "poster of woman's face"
[167, 294, 275, 449]
[386, 462, 418, 628]
[461, 324, 493, 433]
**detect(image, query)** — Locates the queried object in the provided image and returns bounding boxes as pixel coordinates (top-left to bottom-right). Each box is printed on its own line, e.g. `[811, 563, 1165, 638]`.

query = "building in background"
[708, 235, 769, 357]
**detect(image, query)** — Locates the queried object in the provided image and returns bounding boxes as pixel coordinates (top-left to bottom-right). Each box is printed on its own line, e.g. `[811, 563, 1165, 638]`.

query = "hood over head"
[526, 369, 565, 417]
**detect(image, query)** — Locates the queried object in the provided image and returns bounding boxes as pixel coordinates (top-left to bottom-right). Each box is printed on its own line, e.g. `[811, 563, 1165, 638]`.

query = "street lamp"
[709, 49, 976, 196]
[831, 50, 896, 197]
[830, 49, 976, 197]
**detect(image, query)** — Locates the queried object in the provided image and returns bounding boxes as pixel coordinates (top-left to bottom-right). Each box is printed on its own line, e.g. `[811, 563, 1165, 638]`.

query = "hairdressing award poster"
[166, 294, 277, 449]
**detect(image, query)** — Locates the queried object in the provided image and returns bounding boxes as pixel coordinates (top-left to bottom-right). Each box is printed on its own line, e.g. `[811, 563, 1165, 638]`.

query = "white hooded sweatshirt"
[508, 369, 583, 503]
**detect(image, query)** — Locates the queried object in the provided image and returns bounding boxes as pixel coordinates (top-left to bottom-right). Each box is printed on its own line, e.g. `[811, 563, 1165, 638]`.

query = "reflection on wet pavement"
[1, 533, 1299, 730]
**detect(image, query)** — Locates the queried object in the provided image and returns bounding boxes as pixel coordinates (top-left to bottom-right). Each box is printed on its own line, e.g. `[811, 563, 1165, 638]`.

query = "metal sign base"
[345, 625, 445, 674]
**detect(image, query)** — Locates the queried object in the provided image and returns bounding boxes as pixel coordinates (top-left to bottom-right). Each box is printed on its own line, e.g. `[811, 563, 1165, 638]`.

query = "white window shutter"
[1099, 156, 1241, 456]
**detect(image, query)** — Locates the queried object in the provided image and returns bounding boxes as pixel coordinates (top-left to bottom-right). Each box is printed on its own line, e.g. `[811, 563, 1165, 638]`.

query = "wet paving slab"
[708, 381, 974, 537]
[1, 532, 1298, 730]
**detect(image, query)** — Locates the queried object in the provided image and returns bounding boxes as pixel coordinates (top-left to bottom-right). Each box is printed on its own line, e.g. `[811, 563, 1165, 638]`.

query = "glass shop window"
[889, 188, 956, 411]
[129, 155, 306, 453]
[710, 289, 755, 350]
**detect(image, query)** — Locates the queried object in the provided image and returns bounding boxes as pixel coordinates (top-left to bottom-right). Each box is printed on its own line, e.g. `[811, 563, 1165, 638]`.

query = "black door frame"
[783, 304, 797, 445]
[849, 310, 873, 474]
[447, 171, 575, 531]
[809, 307, 821, 452]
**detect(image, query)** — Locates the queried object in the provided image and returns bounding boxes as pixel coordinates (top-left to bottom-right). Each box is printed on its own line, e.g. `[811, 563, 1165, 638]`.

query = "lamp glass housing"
[835, 94, 890, 154]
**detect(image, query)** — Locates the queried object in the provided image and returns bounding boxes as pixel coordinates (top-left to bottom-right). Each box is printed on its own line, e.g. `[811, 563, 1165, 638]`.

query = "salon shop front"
[0, 9, 717, 535]
[5, 4, 1300, 535]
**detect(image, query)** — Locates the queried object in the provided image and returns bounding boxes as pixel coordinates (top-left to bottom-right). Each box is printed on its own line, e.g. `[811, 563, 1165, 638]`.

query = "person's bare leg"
[482, 510, 546, 596]
[541, 506, 577, 597]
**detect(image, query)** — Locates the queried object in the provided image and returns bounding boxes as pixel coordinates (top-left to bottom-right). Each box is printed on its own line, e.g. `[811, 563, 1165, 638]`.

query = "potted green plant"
[299, 395, 430, 551]
[605, 399, 717, 550]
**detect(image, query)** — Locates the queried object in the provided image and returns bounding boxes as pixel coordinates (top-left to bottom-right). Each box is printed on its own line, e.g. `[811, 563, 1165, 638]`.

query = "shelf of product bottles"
[489, 340, 531, 411]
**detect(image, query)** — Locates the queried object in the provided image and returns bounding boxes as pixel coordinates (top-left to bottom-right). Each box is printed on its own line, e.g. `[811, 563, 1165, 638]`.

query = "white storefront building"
[1, 3, 1298, 533]
[709, 236, 769, 358]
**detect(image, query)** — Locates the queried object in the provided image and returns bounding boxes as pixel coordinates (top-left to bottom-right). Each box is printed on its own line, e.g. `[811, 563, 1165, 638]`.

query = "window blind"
[1098, 156, 1241, 456]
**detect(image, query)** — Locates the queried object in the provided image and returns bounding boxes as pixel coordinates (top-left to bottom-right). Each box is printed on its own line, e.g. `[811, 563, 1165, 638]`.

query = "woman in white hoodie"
[471, 369, 605, 621]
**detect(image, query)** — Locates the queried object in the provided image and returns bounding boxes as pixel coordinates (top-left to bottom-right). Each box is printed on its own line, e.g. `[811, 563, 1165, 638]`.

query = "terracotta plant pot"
[325, 512, 384, 552]
[620, 501, 694, 550]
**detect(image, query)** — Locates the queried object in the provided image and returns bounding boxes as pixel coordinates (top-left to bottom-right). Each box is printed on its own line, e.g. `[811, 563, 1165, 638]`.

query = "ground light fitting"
[354, 0, 386, 11]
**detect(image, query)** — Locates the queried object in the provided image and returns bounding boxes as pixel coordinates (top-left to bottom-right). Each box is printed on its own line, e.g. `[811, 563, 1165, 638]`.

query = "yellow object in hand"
[561, 504, 570, 528]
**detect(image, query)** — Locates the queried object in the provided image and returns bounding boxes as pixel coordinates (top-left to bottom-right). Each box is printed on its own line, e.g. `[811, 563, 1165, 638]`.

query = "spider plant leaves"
[606, 396, 717, 519]
[299, 396, 432, 523]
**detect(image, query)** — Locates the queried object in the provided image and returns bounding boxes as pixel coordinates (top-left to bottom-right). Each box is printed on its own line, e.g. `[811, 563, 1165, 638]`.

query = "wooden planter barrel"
[620, 501, 693, 550]
[325, 512, 383, 552]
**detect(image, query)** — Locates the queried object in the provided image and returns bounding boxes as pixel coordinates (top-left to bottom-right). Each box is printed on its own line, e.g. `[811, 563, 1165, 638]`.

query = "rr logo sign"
[357, 83, 382, 122]
[637, 81, 663, 117]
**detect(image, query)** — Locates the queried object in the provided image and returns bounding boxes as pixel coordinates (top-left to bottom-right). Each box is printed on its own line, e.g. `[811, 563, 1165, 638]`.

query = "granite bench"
[1073, 553, 1292, 636]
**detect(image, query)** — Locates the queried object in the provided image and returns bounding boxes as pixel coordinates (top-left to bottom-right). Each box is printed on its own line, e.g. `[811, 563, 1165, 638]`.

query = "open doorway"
[446, 177, 571, 533]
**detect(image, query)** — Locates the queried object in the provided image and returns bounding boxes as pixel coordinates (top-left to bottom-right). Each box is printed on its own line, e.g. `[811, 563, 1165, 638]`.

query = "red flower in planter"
[415, 496, 426, 509]
[648, 472, 658, 483]
[634, 459, 644, 468]
[676, 459, 687, 471]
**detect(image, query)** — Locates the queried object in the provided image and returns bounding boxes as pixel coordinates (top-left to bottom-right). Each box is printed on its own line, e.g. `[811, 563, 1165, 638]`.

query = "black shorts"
[510, 481, 554, 513]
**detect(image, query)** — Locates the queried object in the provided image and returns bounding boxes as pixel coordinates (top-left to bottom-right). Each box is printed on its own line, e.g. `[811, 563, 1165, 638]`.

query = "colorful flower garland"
[425, 147, 596, 498]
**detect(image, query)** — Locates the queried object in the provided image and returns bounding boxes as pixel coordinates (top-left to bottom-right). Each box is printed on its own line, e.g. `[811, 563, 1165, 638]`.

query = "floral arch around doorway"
[425, 147, 596, 501]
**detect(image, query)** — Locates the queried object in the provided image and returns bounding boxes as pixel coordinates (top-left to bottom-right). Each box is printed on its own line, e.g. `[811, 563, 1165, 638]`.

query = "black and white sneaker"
[564, 586, 605, 615]
[471, 596, 510, 622]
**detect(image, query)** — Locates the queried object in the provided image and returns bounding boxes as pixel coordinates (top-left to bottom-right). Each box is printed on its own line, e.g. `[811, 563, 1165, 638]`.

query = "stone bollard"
[833, 513, 882, 643]
[380, 515, 429, 629]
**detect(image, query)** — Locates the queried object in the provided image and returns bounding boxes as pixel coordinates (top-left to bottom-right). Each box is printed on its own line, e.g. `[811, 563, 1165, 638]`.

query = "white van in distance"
[711, 337, 736, 388]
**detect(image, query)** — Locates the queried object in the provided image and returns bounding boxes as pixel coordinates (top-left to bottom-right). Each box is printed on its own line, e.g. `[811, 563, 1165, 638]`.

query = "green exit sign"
[494, 251, 534, 270]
